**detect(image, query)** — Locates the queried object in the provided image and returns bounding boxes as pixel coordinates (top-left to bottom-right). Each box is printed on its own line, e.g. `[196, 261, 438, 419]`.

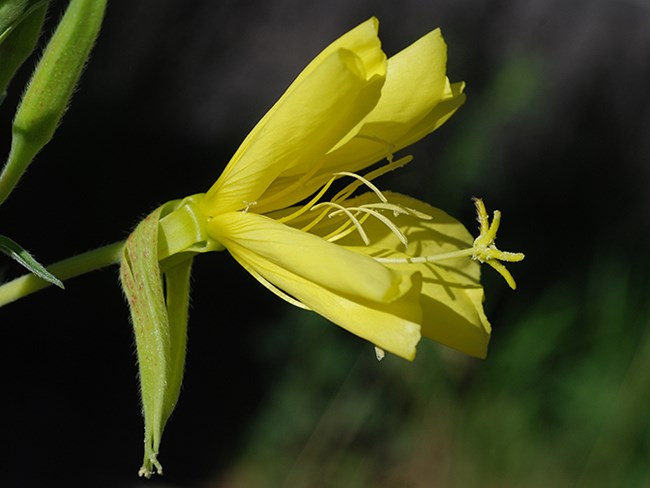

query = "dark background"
[0, 0, 649, 486]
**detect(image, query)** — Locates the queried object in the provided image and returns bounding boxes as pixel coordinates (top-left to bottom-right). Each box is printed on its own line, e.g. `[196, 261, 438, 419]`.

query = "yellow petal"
[201, 19, 386, 215]
[207, 211, 414, 303]
[208, 210, 423, 360]
[333, 29, 449, 150]
[274, 269, 423, 361]
[287, 17, 386, 88]
[308, 192, 490, 358]
[225, 18, 384, 163]
[260, 29, 465, 211]
[391, 79, 466, 151]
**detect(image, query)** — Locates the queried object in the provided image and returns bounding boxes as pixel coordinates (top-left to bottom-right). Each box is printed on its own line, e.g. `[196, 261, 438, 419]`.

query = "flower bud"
[0, 0, 106, 205]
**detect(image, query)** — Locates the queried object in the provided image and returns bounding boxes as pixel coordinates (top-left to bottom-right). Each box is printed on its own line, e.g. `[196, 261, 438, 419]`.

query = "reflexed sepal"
[120, 194, 219, 477]
[120, 204, 190, 477]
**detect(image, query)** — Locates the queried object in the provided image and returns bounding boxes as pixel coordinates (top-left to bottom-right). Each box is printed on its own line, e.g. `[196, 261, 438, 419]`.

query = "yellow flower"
[123, 17, 525, 477]
[195, 17, 497, 361]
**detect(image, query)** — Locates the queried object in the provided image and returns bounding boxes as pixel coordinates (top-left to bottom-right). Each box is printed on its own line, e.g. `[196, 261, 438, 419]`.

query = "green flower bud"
[0, 0, 106, 205]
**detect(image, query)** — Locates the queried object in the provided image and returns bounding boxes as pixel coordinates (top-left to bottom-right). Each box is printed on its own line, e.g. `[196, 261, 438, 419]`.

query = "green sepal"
[0, 233, 63, 288]
[161, 256, 192, 425]
[120, 194, 219, 478]
[121, 204, 174, 478]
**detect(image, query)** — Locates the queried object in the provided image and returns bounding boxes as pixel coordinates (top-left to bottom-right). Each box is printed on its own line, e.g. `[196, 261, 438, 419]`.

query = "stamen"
[300, 206, 333, 233]
[374, 346, 385, 361]
[256, 158, 326, 210]
[312, 202, 370, 245]
[331, 206, 409, 247]
[361, 155, 413, 181]
[333, 171, 387, 203]
[277, 162, 424, 248]
[360, 203, 433, 220]
[238, 259, 311, 310]
[277, 175, 338, 224]
[332, 156, 413, 203]
[243, 201, 257, 212]
[321, 213, 371, 243]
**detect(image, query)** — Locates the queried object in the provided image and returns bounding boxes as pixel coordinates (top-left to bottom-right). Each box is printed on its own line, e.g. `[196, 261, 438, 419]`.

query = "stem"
[0, 240, 125, 307]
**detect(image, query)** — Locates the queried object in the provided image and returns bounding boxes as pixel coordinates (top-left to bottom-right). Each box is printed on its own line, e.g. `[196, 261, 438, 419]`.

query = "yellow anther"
[243, 201, 257, 212]
[374, 346, 385, 361]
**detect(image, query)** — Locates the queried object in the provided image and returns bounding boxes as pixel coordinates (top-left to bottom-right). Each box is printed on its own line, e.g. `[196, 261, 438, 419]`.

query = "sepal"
[120, 194, 220, 477]
[120, 203, 192, 477]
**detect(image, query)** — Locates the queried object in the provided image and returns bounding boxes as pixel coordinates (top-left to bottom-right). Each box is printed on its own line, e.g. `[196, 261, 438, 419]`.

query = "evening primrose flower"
[198, 17, 474, 360]
[121, 17, 524, 477]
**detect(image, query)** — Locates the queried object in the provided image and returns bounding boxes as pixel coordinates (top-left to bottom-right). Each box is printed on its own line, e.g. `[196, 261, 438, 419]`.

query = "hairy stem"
[0, 240, 124, 307]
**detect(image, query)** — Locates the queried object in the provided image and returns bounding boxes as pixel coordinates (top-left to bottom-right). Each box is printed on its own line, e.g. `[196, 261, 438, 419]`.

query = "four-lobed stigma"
[273, 160, 525, 290]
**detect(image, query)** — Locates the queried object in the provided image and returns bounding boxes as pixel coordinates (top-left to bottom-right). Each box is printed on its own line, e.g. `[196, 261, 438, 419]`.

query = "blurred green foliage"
[0, 2, 647, 485]
[218, 256, 649, 487]
[212, 52, 650, 488]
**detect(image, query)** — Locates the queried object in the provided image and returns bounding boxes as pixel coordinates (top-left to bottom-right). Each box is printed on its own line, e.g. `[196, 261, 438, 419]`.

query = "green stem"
[0, 240, 124, 307]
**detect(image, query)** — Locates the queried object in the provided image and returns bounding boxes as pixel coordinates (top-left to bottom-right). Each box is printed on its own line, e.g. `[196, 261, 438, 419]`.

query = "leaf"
[0, 0, 106, 206]
[0, 1, 48, 107]
[0, 233, 63, 288]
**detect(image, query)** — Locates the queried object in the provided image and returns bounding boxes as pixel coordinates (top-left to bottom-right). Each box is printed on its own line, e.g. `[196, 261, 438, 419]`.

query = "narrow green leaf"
[0, 1, 48, 101]
[0, 233, 63, 288]
[0, 0, 46, 38]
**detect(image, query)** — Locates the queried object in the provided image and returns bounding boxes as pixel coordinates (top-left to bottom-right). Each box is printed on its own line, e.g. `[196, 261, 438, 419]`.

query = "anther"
[243, 201, 257, 212]
[375, 346, 385, 361]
